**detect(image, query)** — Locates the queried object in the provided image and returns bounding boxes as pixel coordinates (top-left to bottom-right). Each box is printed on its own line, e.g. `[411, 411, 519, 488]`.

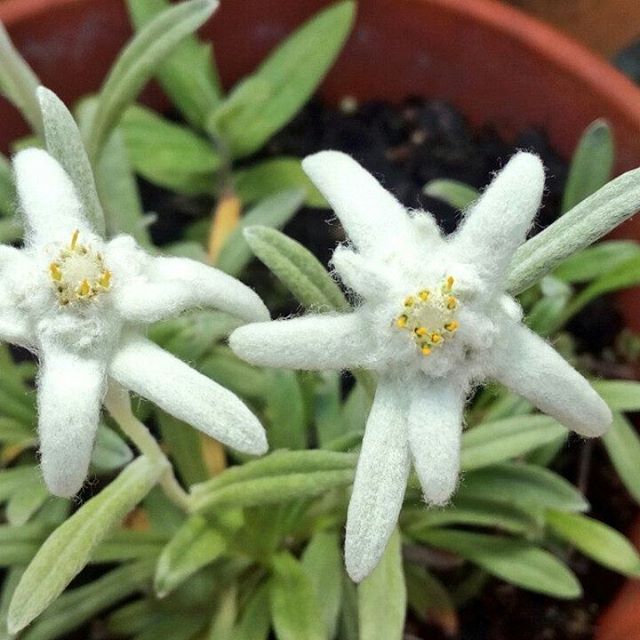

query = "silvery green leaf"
[592, 380, 640, 412]
[217, 189, 306, 277]
[244, 226, 348, 310]
[20, 560, 155, 640]
[85, 0, 218, 161]
[91, 424, 134, 472]
[154, 515, 226, 597]
[0, 24, 42, 136]
[269, 552, 326, 640]
[37, 87, 105, 234]
[404, 564, 455, 630]
[120, 105, 220, 194]
[207, 1, 354, 158]
[0, 568, 22, 640]
[0, 417, 34, 446]
[6, 474, 48, 526]
[561, 119, 614, 213]
[602, 412, 640, 505]
[423, 179, 479, 210]
[358, 528, 406, 640]
[234, 158, 327, 208]
[0, 466, 40, 504]
[507, 166, 640, 294]
[207, 585, 238, 640]
[315, 372, 348, 446]
[8, 457, 162, 633]
[302, 531, 343, 638]
[420, 529, 581, 599]
[265, 371, 307, 450]
[0, 218, 21, 243]
[461, 415, 567, 471]
[546, 509, 640, 577]
[229, 584, 270, 640]
[127, 0, 222, 128]
[0, 152, 16, 217]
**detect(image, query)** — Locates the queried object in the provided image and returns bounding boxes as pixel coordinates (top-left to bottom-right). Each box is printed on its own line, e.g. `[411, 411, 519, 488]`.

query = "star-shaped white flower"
[0, 149, 269, 498]
[230, 150, 612, 581]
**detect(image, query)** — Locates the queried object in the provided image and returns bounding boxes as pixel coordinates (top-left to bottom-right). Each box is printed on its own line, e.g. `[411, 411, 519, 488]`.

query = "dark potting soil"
[142, 97, 637, 640]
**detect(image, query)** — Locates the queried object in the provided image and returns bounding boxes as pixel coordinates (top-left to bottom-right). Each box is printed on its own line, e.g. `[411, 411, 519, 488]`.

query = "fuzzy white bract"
[230, 150, 612, 581]
[0, 149, 269, 498]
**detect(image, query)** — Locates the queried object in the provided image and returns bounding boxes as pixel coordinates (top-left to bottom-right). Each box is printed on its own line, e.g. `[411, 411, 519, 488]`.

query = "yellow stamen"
[78, 279, 91, 297]
[445, 320, 459, 332]
[404, 296, 415, 308]
[447, 296, 457, 310]
[99, 270, 112, 289]
[418, 289, 430, 301]
[70, 229, 80, 250]
[443, 275, 455, 292]
[396, 315, 408, 328]
[49, 263, 62, 282]
[421, 345, 432, 356]
[431, 332, 442, 344]
[414, 327, 428, 338]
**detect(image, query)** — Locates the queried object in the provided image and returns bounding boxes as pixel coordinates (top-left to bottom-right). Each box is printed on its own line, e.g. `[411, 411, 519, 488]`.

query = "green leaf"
[121, 105, 220, 194]
[127, 0, 222, 128]
[0, 416, 34, 446]
[546, 509, 640, 577]
[207, 1, 354, 158]
[403, 496, 539, 536]
[559, 253, 640, 323]
[0, 217, 21, 244]
[91, 424, 134, 472]
[154, 515, 226, 597]
[6, 475, 49, 527]
[38, 87, 105, 234]
[602, 413, 640, 505]
[217, 189, 306, 277]
[269, 552, 327, 640]
[20, 560, 155, 640]
[456, 463, 588, 513]
[234, 158, 327, 208]
[0, 24, 42, 136]
[207, 585, 238, 640]
[85, 0, 218, 162]
[0, 568, 23, 640]
[553, 240, 640, 284]
[8, 457, 162, 633]
[229, 584, 270, 640]
[315, 372, 348, 446]
[404, 564, 456, 630]
[461, 415, 567, 471]
[562, 119, 614, 213]
[508, 166, 640, 294]
[359, 528, 406, 640]
[0, 152, 17, 217]
[421, 529, 581, 599]
[592, 380, 640, 412]
[244, 226, 348, 310]
[423, 179, 479, 210]
[265, 371, 307, 450]
[302, 531, 343, 638]
[0, 466, 40, 504]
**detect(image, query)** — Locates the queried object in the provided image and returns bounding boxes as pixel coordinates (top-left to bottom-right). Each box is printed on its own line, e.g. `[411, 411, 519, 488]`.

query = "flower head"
[0, 149, 269, 498]
[230, 150, 612, 581]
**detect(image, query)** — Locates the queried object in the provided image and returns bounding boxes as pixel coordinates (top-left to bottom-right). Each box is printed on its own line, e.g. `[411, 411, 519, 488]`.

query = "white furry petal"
[408, 377, 465, 506]
[14, 148, 92, 247]
[37, 345, 106, 497]
[453, 152, 544, 285]
[114, 256, 269, 325]
[230, 313, 369, 371]
[345, 376, 411, 582]
[331, 246, 393, 300]
[488, 318, 612, 437]
[302, 151, 414, 258]
[0, 309, 32, 347]
[109, 335, 267, 455]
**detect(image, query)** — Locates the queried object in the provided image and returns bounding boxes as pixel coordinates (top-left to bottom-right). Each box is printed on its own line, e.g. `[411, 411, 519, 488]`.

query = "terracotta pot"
[1, 0, 640, 635]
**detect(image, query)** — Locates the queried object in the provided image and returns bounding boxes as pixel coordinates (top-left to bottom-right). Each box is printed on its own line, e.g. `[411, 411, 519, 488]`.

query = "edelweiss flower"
[0, 149, 269, 498]
[230, 150, 612, 581]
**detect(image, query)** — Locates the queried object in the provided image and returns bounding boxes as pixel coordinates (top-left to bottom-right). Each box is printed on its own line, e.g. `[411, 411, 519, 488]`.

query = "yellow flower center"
[49, 230, 111, 305]
[395, 275, 459, 357]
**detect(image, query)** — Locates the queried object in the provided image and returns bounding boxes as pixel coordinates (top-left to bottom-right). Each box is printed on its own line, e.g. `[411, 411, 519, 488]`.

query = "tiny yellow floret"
[404, 296, 415, 308]
[443, 275, 455, 292]
[49, 263, 62, 282]
[78, 279, 91, 297]
[70, 229, 79, 250]
[431, 332, 442, 344]
[446, 296, 457, 310]
[418, 290, 430, 301]
[421, 345, 432, 356]
[445, 320, 459, 332]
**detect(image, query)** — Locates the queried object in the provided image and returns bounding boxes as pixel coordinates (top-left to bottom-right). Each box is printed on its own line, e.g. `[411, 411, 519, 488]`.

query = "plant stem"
[104, 382, 190, 511]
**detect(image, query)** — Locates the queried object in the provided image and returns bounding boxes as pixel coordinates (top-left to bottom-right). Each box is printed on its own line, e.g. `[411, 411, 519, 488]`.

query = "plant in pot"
[1, 1, 640, 639]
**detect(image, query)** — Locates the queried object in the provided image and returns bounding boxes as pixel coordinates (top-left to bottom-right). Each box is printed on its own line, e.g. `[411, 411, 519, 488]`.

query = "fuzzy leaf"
[154, 515, 226, 597]
[602, 412, 640, 505]
[561, 119, 614, 213]
[8, 457, 161, 632]
[207, 1, 354, 158]
[85, 0, 218, 161]
[423, 179, 479, 210]
[421, 529, 581, 599]
[592, 380, 640, 412]
[244, 226, 348, 310]
[265, 371, 307, 450]
[91, 424, 134, 472]
[508, 166, 640, 294]
[358, 528, 406, 640]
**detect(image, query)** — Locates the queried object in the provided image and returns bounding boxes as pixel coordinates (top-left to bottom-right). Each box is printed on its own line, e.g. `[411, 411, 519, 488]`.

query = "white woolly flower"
[230, 150, 612, 582]
[0, 149, 269, 498]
